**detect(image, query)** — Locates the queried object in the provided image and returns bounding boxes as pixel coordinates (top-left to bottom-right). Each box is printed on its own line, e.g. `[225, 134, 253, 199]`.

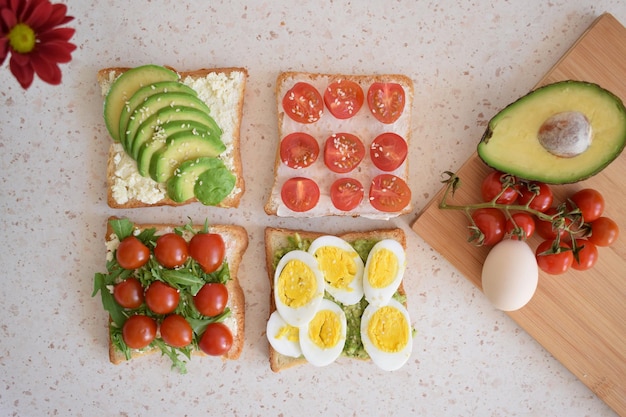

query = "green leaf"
[187, 309, 231, 335]
[153, 339, 188, 374]
[109, 218, 134, 240]
[161, 269, 205, 290]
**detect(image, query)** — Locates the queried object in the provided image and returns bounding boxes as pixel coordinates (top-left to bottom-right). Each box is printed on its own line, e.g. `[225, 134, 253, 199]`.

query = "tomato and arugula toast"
[265, 71, 414, 219]
[92, 217, 247, 373]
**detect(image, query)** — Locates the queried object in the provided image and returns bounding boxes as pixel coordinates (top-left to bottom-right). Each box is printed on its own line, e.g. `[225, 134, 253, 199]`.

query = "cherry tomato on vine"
[122, 314, 157, 349]
[569, 188, 605, 222]
[324, 133, 365, 173]
[282, 82, 323, 124]
[189, 233, 225, 274]
[535, 240, 573, 275]
[588, 216, 619, 247]
[367, 82, 405, 124]
[535, 207, 571, 241]
[471, 208, 506, 246]
[194, 283, 229, 317]
[279, 132, 319, 169]
[199, 322, 233, 356]
[330, 177, 364, 211]
[370, 132, 408, 172]
[505, 212, 535, 240]
[571, 239, 598, 271]
[145, 281, 180, 315]
[368, 174, 411, 212]
[281, 177, 320, 212]
[324, 79, 364, 119]
[480, 170, 518, 204]
[116, 236, 150, 270]
[160, 314, 193, 348]
[154, 233, 189, 268]
[518, 181, 553, 212]
[113, 278, 144, 309]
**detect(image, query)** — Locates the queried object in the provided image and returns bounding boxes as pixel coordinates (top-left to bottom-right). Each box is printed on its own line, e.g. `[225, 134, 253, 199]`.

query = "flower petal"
[1, 7, 17, 28]
[31, 51, 61, 84]
[36, 40, 75, 63]
[0, 38, 8, 66]
[38, 27, 75, 43]
[9, 55, 34, 89]
[24, 0, 53, 30]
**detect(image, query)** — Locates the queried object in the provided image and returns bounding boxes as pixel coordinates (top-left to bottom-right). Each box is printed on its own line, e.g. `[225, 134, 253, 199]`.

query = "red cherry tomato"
[535, 240, 573, 275]
[370, 132, 408, 172]
[535, 207, 571, 241]
[282, 82, 323, 124]
[518, 181, 553, 212]
[198, 322, 233, 356]
[571, 239, 598, 271]
[113, 278, 144, 309]
[154, 233, 189, 268]
[122, 314, 157, 349]
[145, 281, 180, 315]
[279, 132, 319, 169]
[324, 79, 364, 119]
[588, 216, 619, 247]
[367, 82, 405, 124]
[330, 177, 364, 211]
[281, 177, 320, 212]
[189, 232, 225, 274]
[194, 283, 229, 317]
[570, 188, 605, 222]
[160, 314, 193, 348]
[470, 208, 506, 246]
[116, 236, 150, 270]
[368, 174, 411, 212]
[323, 133, 365, 173]
[480, 170, 518, 204]
[505, 212, 535, 240]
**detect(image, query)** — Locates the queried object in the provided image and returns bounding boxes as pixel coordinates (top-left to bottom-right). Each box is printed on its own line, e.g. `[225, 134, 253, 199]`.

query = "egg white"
[266, 310, 302, 358]
[308, 235, 365, 305]
[274, 250, 325, 327]
[299, 298, 347, 367]
[360, 298, 413, 371]
[362, 239, 406, 307]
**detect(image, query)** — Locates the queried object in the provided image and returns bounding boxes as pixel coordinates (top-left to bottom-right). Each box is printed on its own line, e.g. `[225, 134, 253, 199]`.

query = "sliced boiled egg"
[308, 235, 365, 306]
[266, 310, 302, 358]
[362, 239, 406, 307]
[299, 298, 347, 367]
[360, 298, 412, 371]
[274, 250, 325, 327]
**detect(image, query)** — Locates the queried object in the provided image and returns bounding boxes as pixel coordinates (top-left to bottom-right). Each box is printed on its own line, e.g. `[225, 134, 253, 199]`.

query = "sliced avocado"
[478, 80, 626, 184]
[166, 157, 218, 203]
[136, 134, 168, 178]
[194, 159, 236, 206]
[149, 130, 228, 183]
[118, 81, 197, 151]
[103, 65, 178, 142]
[129, 106, 222, 160]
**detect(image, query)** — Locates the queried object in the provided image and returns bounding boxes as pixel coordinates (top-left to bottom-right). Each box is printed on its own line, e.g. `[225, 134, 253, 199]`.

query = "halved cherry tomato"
[535, 207, 571, 241]
[145, 281, 180, 315]
[116, 236, 150, 270]
[199, 322, 233, 356]
[279, 132, 319, 169]
[570, 188, 605, 222]
[113, 278, 144, 309]
[194, 283, 229, 317]
[122, 314, 157, 349]
[189, 232, 225, 274]
[470, 208, 506, 246]
[160, 314, 193, 348]
[571, 239, 598, 271]
[588, 216, 619, 247]
[505, 212, 535, 240]
[480, 170, 518, 204]
[370, 132, 408, 172]
[324, 133, 365, 173]
[368, 174, 411, 212]
[324, 79, 364, 119]
[367, 82, 405, 124]
[518, 181, 553, 212]
[330, 177, 364, 211]
[154, 233, 188, 268]
[281, 177, 320, 212]
[535, 240, 573, 275]
[282, 82, 323, 124]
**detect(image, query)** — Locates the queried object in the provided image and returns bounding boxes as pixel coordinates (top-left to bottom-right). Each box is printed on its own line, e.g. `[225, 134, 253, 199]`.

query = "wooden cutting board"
[412, 13, 626, 416]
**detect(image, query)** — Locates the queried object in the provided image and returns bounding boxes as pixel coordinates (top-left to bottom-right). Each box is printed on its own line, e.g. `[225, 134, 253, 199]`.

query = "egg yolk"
[314, 246, 357, 291]
[367, 248, 398, 289]
[276, 324, 299, 342]
[308, 309, 341, 348]
[278, 259, 318, 308]
[368, 306, 408, 353]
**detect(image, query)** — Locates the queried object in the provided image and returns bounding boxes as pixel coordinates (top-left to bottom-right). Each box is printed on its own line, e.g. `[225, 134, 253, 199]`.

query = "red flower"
[0, 0, 76, 89]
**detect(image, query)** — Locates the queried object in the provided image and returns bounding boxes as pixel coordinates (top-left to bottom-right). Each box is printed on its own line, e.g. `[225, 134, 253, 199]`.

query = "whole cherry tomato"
[160, 314, 193, 348]
[470, 208, 506, 246]
[570, 188, 605, 222]
[145, 281, 180, 315]
[505, 212, 535, 240]
[194, 283, 229, 317]
[116, 236, 150, 270]
[535, 240, 573, 275]
[198, 322, 233, 356]
[122, 314, 157, 349]
[535, 207, 571, 241]
[588, 216, 619, 247]
[189, 232, 225, 274]
[518, 181, 553, 212]
[571, 239, 598, 271]
[154, 233, 189, 268]
[480, 170, 518, 204]
[113, 278, 144, 309]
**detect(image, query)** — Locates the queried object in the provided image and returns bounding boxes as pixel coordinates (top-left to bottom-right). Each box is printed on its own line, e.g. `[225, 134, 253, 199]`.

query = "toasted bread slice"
[264, 226, 408, 372]
[103, 218, 248, 366]
[97, 66, 247, 209]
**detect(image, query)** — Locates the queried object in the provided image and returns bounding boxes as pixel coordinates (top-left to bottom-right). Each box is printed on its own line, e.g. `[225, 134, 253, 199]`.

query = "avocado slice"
[166, 157, 219, 203]
[194, 159, 236, 206]
[103, 65, 178, 142]
[477, 80, 626, 184]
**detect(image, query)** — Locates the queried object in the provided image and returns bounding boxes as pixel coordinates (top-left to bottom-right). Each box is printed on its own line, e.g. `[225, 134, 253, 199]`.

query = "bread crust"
[98, 66, 247, 209]
[104, 218, 248, 366]
[264, 226, 407, 372]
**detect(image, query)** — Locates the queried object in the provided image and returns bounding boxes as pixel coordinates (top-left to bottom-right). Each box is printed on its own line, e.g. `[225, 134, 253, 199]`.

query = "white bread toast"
[101, 218, 248, 367]
[265, 71, 414, 219]
[97, 66, 247, 209]
[264, 226, 408, 372]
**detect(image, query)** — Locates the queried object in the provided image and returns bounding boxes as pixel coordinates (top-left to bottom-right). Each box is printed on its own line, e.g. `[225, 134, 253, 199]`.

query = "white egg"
[266, 310, 302, 358]
[274, 250, 325, 327]
[481, 239, 539, 311]
[299, 298, 347, 367]
[360, 298, 413, 371]
[308, 235, 365, 305]
[362, 239, 406, 307]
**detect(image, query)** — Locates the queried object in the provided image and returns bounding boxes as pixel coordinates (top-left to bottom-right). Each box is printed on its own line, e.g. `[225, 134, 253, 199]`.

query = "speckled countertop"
[1, 1, 625, 416]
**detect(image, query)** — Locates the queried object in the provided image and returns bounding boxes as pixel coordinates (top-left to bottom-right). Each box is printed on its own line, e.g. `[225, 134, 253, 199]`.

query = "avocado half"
[477, 80, 626, 184]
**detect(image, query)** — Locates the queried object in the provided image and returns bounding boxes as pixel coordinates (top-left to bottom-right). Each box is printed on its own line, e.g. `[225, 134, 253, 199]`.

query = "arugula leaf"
[187, 309, 231, 335]
[153, 339, 188, 374]
[161, 269, 205, 293]
[93, 272, 127, 327]
[109, 218, 134, 240]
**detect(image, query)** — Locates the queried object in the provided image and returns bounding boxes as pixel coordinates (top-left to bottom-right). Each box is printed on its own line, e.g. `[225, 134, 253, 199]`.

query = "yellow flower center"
[8, 23, 36, 54]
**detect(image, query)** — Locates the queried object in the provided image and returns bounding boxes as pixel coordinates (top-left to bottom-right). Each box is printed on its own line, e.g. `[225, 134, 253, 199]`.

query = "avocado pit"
[537, 111, 592, 158]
